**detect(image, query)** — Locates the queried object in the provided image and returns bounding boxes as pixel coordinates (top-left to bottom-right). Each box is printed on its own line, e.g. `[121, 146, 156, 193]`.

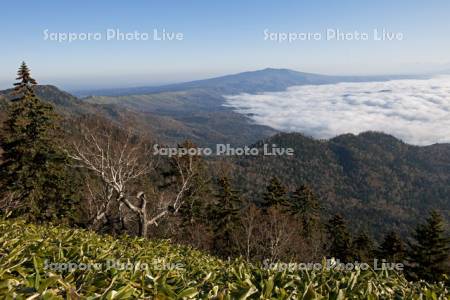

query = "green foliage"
[0, 63, 79, 223]
[325, 214, 354, 262]
[288, 185, 321, 237]
[406, 211, 450, 282]
[210, 177, 242, 257]
[175, 141, 212, 228]
[377, 231, 406, 262]
[261, 176, 288, 210]
[0, 219, 448, 299]
[352, 231, 375, 263]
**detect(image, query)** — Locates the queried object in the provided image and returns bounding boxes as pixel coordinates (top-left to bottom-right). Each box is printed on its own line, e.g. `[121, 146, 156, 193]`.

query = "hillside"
[0, 85, 276, 147]
[1, 219, 448, 299]
[234, 132, 450, 235]
[0, 85, 94, 116]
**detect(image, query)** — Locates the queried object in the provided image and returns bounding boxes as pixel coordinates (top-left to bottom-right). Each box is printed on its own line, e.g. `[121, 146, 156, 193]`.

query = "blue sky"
[1, 0, 449, 90]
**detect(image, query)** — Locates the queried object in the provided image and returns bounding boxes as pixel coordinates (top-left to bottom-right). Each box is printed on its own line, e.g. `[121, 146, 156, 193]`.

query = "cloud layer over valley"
[224, 77, 450, 145]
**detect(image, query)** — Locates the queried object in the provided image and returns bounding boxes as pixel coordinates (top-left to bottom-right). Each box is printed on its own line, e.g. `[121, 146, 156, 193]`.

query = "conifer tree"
[325, 214, 354, 262]
[289, 184, 321, 237]
[13, 62, 37, 93]
[175, 141, 211, 228]
[210, 176, 242, 257]
[406, 211, 450, 282]
[353, 231, 375, 262]
[0, 62, 78, 222]
[261, 176, 288, 210]
[377, 231, 405, 262]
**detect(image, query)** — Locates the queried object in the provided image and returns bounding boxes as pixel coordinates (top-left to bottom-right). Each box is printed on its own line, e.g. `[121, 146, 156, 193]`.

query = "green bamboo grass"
[0, 220, 448, 299]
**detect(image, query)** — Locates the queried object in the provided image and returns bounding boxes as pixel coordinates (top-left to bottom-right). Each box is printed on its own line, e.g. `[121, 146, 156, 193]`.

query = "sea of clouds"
[224, 76, 450, 145]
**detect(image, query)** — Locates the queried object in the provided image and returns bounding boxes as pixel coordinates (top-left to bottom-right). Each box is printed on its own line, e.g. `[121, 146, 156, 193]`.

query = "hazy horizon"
[1, 1, 450, 90]
[0, 65, 448, 92]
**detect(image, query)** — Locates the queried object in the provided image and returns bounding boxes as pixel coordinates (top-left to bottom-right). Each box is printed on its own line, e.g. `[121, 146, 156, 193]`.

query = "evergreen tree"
[0, 62, 78, 222]
[178, 186, 207, 227]
[210, 176, 242, 257]
[289, 184, 321, 237]
[13, 62, 37, 93]
[176, 141, 211, 227]
[353, 231, 375, 262]
[406, 211, 450, 282]
[325, 214, 354, 262]
[377, 231, 405, 262]
[261, 176, 288, 210]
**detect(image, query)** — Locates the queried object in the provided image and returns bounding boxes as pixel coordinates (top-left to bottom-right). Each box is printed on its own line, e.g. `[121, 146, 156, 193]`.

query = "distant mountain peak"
[75, 68, 420, 98]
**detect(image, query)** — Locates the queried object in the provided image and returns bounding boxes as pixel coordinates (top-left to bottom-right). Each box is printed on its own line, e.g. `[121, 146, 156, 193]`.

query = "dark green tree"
[406, 211, 450, 282]
[353, 231, 375, 262]
[261, 176, 288, 210]
[325, 214, 354, 262]
[175, 141, 211, 227]
[0, 62, 78, 223]
[377, 231, 405, 262]
[289, 184, 321, 237]
[210, 176, 242, 257]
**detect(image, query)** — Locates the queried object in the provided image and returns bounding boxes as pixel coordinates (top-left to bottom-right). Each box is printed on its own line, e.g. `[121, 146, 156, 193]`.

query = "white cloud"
[224, 77, 450, 145]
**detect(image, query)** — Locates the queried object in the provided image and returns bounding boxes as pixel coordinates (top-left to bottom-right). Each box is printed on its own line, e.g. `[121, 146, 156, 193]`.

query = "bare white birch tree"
[67, 122, 199, 237]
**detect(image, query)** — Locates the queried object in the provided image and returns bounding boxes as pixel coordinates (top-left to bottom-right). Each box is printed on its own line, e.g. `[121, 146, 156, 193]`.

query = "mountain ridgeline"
[75, 68, 421, 97]
[0, 85, 277, 147]
[235, 132, 450, 235]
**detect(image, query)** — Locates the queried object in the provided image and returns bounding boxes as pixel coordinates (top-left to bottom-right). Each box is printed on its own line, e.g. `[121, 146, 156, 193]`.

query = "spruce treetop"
[13, 62, 37, 97]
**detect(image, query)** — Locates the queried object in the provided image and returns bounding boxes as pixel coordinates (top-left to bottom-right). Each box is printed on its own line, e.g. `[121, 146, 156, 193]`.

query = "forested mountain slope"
[234, 132, 450, 235]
